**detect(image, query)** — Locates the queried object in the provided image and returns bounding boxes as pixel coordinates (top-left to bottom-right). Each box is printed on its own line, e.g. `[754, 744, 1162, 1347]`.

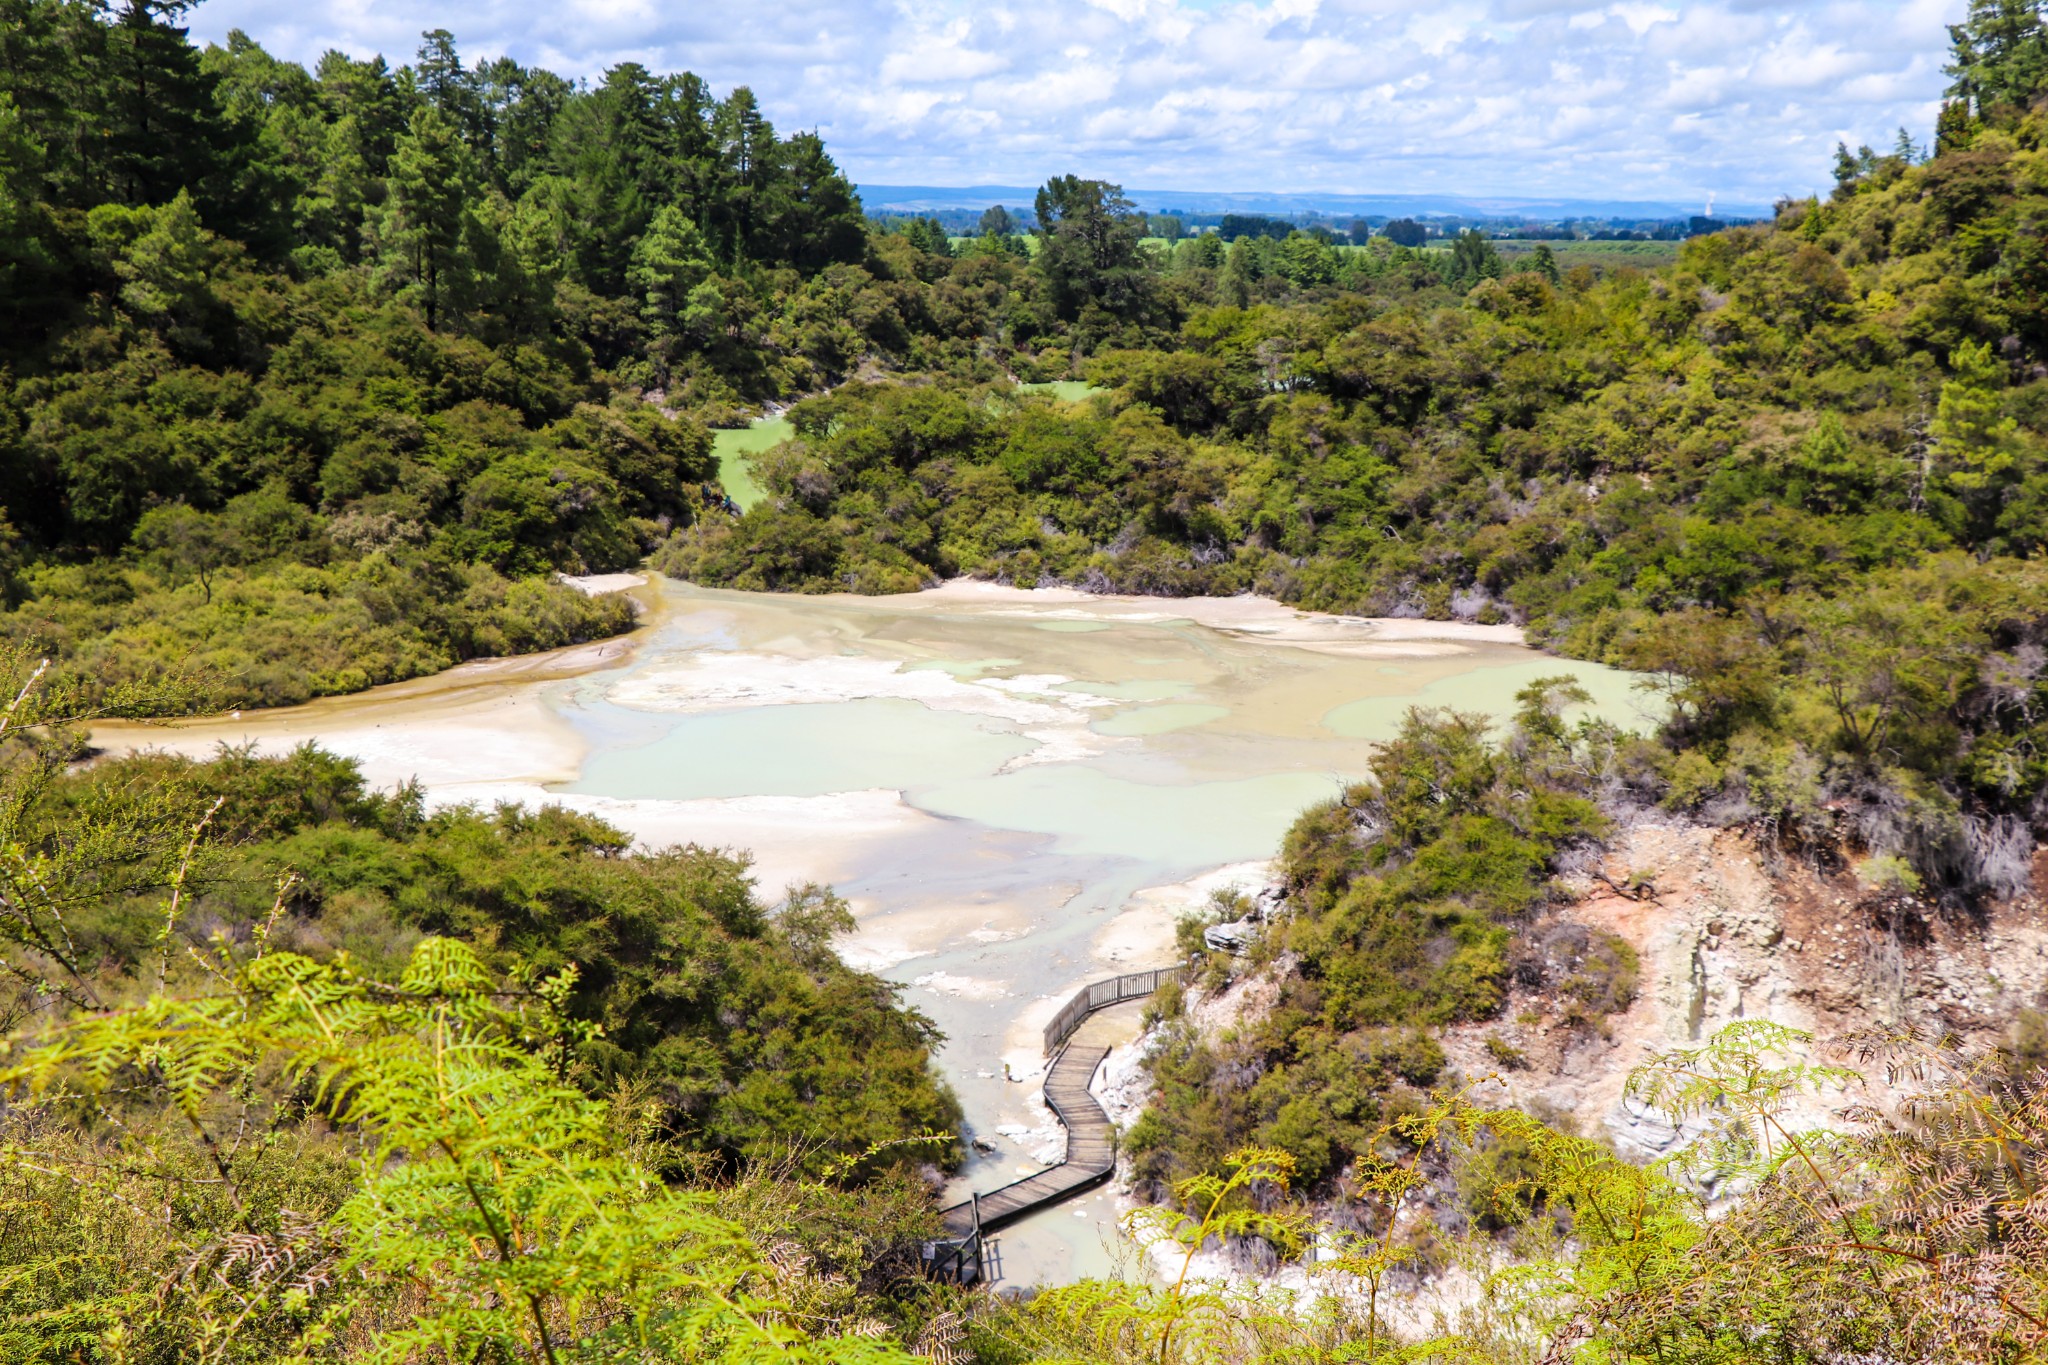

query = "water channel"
[94, 578, 1655, 1285]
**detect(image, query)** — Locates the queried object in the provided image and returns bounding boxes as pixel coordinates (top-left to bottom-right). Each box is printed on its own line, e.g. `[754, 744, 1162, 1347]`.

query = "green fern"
[2, 936, 921, 1364]
[1021, 1146, 1330, 1365]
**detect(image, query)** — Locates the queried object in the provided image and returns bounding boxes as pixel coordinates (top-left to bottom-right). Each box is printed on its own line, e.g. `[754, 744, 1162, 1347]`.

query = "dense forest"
[3, 0, 2048, 1359]
[667, 60, 2048, 909]
[0, 0, 861, 703]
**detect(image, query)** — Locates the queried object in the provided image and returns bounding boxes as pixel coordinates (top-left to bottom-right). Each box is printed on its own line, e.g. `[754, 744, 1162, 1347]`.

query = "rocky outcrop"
[1437, 822, 2048, 1158]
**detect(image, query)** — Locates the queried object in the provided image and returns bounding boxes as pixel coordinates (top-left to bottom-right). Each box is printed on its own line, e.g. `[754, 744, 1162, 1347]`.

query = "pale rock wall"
[1438, 822, 2048, 1159]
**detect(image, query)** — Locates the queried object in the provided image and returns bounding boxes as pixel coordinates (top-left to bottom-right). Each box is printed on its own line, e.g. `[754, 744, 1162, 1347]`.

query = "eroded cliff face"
[1097, 820, 2048, 1308]
[1434, 822, 2048, 1158]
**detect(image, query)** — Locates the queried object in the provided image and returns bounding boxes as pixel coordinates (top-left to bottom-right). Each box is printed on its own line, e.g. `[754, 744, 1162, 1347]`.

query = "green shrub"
[1484, 1034, 1529, 1070]
[1133, 703, 1612, 1194]
[5, 556, 638, 708]
[15, 744, 963, 1173]
[1559, 930, 1641, 1027]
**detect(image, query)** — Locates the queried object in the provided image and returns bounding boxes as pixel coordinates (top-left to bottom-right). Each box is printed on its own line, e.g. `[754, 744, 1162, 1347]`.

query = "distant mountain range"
[856, 184, 1773, 222]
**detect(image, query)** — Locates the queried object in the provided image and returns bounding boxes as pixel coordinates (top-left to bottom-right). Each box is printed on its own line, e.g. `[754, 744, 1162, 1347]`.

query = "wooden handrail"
[929, 963, 1192, 1283]
[1041, 963, 1189, 1055]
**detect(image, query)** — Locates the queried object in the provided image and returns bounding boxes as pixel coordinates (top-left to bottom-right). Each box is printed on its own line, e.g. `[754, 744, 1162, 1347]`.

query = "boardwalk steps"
[922, 965, 1187, 1284]
[938, 1044, 1115, 1239]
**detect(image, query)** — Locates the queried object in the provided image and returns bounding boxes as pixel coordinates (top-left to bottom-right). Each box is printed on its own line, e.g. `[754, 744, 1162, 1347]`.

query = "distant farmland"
[950, 233, 1685, 274]
[1369, 239, 1684, 270]
[1494, 238, 1682, 269]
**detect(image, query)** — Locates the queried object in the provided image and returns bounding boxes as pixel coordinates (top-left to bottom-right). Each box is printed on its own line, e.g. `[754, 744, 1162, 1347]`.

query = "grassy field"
[946, 234, 1043, 256]
[1494, 238, 1682, 268]
[710, 416, 791, 512]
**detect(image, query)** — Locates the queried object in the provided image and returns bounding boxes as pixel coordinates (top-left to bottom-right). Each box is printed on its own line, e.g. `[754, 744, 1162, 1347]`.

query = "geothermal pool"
[95, 578, 1654, 1284]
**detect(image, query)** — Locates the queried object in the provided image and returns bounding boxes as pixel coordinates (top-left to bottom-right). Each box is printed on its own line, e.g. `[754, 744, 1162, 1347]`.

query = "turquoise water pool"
[540, 582, 1655, 1285]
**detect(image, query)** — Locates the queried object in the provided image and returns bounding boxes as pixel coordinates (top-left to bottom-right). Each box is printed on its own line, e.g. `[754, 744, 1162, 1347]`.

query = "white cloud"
[185, 0, 1972, 205]
[877, 21, 1007, 84]
[1608, 3, 1679, 35]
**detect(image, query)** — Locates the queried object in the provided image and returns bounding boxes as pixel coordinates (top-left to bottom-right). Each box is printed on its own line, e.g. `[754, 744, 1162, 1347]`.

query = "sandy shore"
[829, 580, 1527, 654]
[89, 574, 1530, 845]
[1091, 859, 1271, 969]
[90, 673, 593, 790]
[88, 574, 667, 783]
[559, 571, 652, 596]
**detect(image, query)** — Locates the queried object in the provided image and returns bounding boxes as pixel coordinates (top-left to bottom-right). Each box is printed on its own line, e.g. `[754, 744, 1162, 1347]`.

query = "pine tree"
[545, 63, 668, 293]
[1445, 228, 1503, 289]
[373, 105, 480, 331]
[1946, 0, 2048, 115]
[711, 87, 776, 263]
[0, 92, 54, 329]
[758, 131, 864, 272]
[1935, 97, 1979, 153]
[1934, 338, 2023, 539]
[103, 0, 234, 209]
[629, 203, 716, 381]
[314, 50, 407, 181]
[1033, 175, 1150, 323]
[413, 28, 492, 163]
[478, 57, 569, 197]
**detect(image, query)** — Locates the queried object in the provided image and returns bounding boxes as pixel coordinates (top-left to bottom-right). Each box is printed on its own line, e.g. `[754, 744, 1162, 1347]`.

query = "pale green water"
[1093, 703, 1230, 736]
[917, 766, 1341, 863]
[543, 581, 1656, 1286]
[573, 698, 1033, 800]
[1322, 655, 1658, 742]
[710, 416, 792, 511]
[1018, 380, 1099, 403]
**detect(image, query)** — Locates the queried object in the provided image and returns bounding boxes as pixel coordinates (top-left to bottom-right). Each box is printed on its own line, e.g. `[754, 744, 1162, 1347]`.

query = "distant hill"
[855, 183, 1774, 222]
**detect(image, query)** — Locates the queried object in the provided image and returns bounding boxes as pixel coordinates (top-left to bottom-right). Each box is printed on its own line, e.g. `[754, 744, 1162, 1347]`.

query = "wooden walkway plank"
[940, 1043, 1117, 1237]
[930, 965, 1185, 1271]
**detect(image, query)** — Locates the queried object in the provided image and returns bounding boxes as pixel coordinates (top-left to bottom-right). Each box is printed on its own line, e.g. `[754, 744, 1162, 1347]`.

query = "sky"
[184, 0, 1966, 208]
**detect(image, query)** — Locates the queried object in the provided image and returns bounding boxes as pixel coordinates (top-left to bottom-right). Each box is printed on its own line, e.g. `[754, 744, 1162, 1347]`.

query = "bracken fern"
[2, 935, 922, 1364]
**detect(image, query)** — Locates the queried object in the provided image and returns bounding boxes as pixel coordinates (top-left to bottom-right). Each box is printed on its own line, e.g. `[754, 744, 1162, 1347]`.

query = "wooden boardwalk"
[939, 1043, 1117, 1237]
[924, 967, 1183, 1279]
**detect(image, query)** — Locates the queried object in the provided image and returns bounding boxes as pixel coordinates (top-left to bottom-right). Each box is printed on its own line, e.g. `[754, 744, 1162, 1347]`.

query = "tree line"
[0, 3, 875, 706]
[672, 0, 2048, 904]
